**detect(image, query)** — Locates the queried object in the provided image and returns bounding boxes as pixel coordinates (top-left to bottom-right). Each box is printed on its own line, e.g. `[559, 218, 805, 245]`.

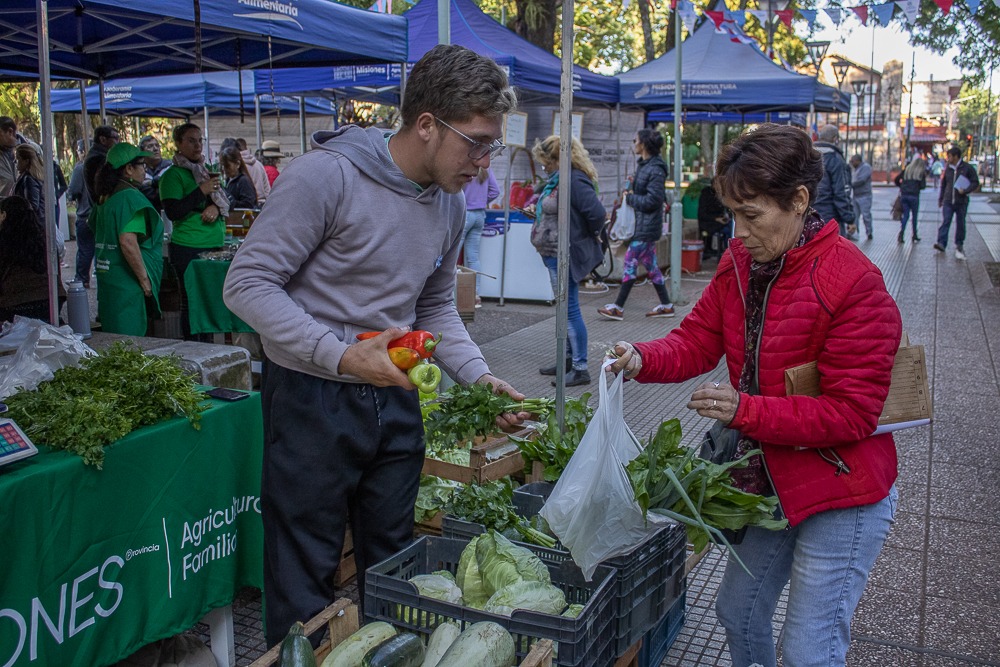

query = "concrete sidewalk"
[219, 184, 1000, 665]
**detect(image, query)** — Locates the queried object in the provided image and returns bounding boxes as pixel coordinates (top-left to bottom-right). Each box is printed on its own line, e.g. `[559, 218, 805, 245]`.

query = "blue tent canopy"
[647, 110, 807, 125]
[48, 71, 335, 118]
[1, 0, 408, 80]
[253, 0, 619, 105]
[618, 24, 849, 114]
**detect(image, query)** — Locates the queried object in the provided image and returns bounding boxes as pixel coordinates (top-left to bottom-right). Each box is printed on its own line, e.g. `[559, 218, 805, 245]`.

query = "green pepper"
[408, 362, 442, 393]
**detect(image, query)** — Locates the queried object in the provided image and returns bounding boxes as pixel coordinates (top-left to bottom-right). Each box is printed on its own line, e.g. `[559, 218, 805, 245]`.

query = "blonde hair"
[476, 167, 489, 184]
[15, 144, 44, 181]
[532, 135, 599, 185]
[903, 156, 926, 181]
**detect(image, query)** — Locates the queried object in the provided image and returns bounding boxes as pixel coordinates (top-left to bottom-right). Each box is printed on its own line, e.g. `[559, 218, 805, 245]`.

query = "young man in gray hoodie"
[224, 44, 523, 646]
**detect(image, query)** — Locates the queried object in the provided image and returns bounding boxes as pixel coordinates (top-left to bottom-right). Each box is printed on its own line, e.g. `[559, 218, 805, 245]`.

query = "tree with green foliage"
[907, 3, 1000, 83]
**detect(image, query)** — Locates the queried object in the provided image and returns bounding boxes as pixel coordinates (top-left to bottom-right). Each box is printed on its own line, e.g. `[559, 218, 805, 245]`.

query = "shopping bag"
[539, 360, 669, 580]
[891, 195, 903, 221]
[609, 200, 636, 242]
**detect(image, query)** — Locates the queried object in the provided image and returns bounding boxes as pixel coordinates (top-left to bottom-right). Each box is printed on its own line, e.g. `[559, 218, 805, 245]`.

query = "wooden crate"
[249, 598, 557, 667]
[414, 510, 443, 536]
[333, 528, 356, 587]
[422, 429, 529, 484]
[685, 543, 710, 575]
[613, 637, 643, 667]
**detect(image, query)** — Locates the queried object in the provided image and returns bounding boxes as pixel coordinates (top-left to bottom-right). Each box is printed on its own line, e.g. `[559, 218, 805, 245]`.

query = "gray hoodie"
[224, 125, 489, 385]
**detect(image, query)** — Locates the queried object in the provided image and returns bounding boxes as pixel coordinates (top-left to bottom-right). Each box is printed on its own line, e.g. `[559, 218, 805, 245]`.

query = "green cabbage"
[408, 573, 464, 605]
[475, 531, 551, 596]
[484, 581, 567, 616]
[562, 604, 585, 618]
[456, 536, 489, 609]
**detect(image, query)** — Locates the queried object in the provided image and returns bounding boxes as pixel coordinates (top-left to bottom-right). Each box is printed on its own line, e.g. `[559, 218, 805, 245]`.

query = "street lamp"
[805, 41, 831, 134]
[852, 79, 868, 160]
[884, 82, 897, 182]
[831, 59, 850, 128]
[867, 79, 879, 166]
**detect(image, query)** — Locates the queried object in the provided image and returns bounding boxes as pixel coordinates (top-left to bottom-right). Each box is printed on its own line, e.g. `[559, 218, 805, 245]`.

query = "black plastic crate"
[637, 588, 686, 667]
[441, 515, 686, 657]
[513, 481, 555, 516]
[364, 535, 618, 667]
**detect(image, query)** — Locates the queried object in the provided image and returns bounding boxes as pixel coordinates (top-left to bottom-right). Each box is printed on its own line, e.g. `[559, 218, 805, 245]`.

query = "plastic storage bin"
[364, 535, 618, 667]
[637, 589, 687, 667]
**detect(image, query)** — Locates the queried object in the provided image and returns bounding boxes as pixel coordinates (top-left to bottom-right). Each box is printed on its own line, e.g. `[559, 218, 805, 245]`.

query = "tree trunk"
[664, 9, 676, 52]
[638, 0, 655, 63]
[512, 0, 558, 53]
[700, 122, 712, 174]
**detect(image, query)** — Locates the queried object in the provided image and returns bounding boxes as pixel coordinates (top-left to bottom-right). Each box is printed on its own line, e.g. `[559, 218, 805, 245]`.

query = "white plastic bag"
[609, 200, 636, 242]
[539, 360, 668, 580]
[0, 316, 95, 400]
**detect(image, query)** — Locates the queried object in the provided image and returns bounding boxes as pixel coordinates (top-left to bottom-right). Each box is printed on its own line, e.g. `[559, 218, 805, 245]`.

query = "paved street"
[194, 183, 1000, 666]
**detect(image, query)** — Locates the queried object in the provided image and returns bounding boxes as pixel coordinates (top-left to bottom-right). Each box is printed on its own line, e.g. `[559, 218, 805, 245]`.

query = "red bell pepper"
[355, 330, 442, 359]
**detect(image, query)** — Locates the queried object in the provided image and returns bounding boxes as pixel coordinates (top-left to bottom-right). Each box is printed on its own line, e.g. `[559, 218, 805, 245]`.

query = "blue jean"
[75, 216, 95, 286]
[853, 195, 872, 236]
[899, 194, 920, 236]
[462, 209, 485, 294]
[716, 485, 898, 667]
[938, 199, 969, 249]
[542, 255, 587, 370]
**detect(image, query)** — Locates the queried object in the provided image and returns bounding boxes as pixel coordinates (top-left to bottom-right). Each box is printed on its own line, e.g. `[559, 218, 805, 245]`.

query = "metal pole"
[299, 97, 307, 155]
[669, 7, 684, 305]
[79, 81, 90, 150]
[615, 103, 622, 193]
[438, 0, 450, 44]
[499, 151, 512, 306]
[98, 78, 107, 125]
[37, 0, 59, 325]
[868, 20, 875, 166]
[203, 106, 212, 164]
[553, 0, 575, 423]
[255, 95, 262, 149]
[904, 53, 915, 160]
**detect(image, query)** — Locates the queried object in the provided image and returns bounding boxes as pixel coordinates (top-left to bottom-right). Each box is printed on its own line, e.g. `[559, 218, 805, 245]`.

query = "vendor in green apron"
[91, 142, 164, 336]
[158, 122, 226, 339]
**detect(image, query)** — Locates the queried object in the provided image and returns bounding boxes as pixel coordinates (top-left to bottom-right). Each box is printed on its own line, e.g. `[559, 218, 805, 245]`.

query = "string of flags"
[640, 0, 993, 30]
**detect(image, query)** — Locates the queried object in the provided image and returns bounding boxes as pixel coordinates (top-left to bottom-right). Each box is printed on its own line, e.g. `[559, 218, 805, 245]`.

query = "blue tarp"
[618, 23, 849, 113]
[2, 0, 408, 80]
[48, 71, 335, 118]
[253, 0, 619, 105]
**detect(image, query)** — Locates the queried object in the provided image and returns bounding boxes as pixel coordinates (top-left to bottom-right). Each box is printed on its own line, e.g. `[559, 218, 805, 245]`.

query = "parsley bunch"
[423, 383, 553, 449]
[5, 342, 207, 469]
[514, 393, 593, 481]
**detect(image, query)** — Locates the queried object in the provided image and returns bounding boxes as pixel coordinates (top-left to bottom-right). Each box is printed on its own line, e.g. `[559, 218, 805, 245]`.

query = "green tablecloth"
[185, 259, 255, 335]
[0, 395, 264, 666]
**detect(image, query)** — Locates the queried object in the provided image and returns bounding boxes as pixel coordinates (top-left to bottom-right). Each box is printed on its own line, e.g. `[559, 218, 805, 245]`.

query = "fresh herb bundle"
[444, 479, 557, 548]
[627, 418, 787, 571]
[414, 474, 463, 523]
[4, 342, 207, 469]
[423, 382, 554, 449]
[513, 393, 594, 481]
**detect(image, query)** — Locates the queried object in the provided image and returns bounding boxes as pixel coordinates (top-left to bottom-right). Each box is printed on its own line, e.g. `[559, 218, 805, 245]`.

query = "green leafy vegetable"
[408, 573, 464, 604]
[414, 475, 462, 523]
[4, 342, 207, 468]
[513, 394, 593, 481]
[423, 383, 554, 450]
[475, 531, 550, 596]
[456, 536, 489, 609]
[444, 480, 556, 548]
[484, 580, 567, 616]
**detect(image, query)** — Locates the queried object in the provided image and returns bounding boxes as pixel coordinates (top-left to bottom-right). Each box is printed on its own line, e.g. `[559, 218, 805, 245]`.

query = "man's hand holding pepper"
[339, 326, 416, 389]
[476, 373, 530, 431]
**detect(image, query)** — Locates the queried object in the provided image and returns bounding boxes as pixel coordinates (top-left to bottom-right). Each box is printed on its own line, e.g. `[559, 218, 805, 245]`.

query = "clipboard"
[784, 334, 932, 434]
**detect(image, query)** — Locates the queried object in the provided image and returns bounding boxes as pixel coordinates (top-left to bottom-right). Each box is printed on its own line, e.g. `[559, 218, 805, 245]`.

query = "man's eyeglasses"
[434, 116, 505, 161]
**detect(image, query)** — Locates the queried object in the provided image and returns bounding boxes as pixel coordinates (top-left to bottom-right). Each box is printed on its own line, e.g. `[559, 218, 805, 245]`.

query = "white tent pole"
[616, 102, 622, 193]
[203, 106, 212, 164]
[255, 95, 262, 149]
[37, 0, 59, 325]
[98, 78, 107, 124]
[299, 97, 307, 155]
[438, 0, 450, 44]
[554, 0, 574, 422]
[79, 81, 90, 149]
[669, 10, 684, 305]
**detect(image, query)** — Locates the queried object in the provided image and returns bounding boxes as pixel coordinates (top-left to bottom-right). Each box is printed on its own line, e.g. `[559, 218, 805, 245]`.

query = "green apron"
[94, 187, 164, 335]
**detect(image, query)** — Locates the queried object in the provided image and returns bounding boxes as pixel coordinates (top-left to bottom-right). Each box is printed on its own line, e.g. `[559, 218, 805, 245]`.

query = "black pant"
[260, 361, 424, 646]
[168, 242, 219, 339]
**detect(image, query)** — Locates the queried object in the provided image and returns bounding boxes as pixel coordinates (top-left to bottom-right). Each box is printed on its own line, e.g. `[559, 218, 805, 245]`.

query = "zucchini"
[279, 622, 317, 667]
[422, 622, 461, 667]
[362, 632, 426, 667]
[435, 622, 515, 667]
[320, 621, 397, 667]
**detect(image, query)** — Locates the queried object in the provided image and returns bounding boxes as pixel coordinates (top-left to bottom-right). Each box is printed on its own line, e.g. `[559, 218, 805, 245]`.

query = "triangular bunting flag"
[873, 2, 895, 25]
[824, 7, 844, 25]
[677, 0, 699, 34]
[798, 9, 818, 26]
[623, 0, 631, 9]
[851, 5, 869, 24]
[747, 8, 770, 23]
[728, 9, 748, 27]
[774, 8, 794, 28]
[932, 0, 953, 13]
[968, 0, 981, 13]
[705, 10, 727, 30]
[896, 0, 920, 23]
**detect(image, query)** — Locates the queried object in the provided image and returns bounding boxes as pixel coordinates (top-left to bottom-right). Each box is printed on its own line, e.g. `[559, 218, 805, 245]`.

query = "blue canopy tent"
[253, 0, 619, 105]
[647, 110, 808, 125]
[48, 71, 335, 118]
[618, 23, 849, 113]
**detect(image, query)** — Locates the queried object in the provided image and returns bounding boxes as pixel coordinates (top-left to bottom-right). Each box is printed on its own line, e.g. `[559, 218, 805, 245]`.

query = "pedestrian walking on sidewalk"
[813, 124, 857, 240]
[850, 154, 873, 240]
[605, 124, 902, 667]
[597, 128, 674, 322]
[935, 145, 979, 261]
[894, 156, 926, 243]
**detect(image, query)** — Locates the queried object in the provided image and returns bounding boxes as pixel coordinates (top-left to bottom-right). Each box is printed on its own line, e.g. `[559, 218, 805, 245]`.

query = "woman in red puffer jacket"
[606, 124, 901, 667]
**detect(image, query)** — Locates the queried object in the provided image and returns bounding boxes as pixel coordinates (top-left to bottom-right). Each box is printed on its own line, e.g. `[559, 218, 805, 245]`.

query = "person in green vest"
[91, 142, 164, 336]
[158, 122, 226, 339]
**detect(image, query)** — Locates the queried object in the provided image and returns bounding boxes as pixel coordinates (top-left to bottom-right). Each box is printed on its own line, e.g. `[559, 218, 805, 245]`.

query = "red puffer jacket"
[634, 221, 901, 526]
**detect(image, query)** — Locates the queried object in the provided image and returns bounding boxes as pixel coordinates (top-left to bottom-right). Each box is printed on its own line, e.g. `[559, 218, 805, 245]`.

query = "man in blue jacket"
[813, 125, 856, 240]
[935, 145, 979, 260]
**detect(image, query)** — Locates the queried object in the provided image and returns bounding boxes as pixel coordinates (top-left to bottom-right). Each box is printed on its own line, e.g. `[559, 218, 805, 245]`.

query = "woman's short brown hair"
[714, 124, 823, 211]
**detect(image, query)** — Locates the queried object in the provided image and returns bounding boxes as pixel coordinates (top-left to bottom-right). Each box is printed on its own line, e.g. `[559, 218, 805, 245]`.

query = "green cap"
[107, 142, 152, 169]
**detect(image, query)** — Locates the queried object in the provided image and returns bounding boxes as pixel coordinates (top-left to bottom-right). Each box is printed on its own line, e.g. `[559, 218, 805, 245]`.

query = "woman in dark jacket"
[894, 156, 926, 243]
[597, 128, 674, 321]
[219, 146, 258, 210]
[530, 135, 607, 387]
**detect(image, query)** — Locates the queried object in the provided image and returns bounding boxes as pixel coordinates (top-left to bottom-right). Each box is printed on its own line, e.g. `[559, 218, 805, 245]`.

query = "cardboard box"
[455, 268, 476, 317]
[784, 336, 932, 433]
